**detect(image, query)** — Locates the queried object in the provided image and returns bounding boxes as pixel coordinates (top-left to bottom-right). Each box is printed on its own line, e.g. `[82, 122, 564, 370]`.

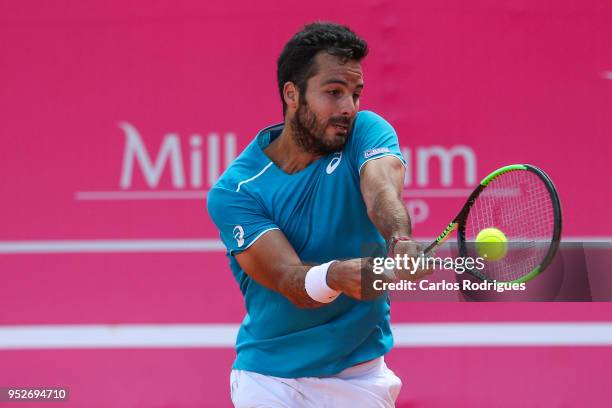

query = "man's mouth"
[332, 124, 349, 133]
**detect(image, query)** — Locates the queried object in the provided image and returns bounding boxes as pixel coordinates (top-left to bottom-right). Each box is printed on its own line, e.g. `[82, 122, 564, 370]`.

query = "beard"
[290, 99, 352, 155]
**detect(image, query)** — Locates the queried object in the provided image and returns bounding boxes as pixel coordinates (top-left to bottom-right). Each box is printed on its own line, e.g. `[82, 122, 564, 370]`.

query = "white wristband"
[304, 261, 340, 303]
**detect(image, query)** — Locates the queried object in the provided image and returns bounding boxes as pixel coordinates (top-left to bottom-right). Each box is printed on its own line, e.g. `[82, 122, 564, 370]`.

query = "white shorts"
[229, 357, 402, 408]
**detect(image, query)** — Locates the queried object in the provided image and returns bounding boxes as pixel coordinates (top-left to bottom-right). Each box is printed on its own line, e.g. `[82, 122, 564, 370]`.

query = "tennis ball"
[475, 228, 508, 261]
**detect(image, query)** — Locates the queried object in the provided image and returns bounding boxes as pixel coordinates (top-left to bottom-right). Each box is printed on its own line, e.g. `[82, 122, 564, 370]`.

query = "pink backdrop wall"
[1, 1, 611, 407]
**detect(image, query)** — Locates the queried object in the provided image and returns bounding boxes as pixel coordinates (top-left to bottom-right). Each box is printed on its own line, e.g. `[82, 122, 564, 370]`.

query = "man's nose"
[340, 95, 357, 117]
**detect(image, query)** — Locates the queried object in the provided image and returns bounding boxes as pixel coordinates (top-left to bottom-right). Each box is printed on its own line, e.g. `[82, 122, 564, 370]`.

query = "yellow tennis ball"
[475, 228, 508, 261]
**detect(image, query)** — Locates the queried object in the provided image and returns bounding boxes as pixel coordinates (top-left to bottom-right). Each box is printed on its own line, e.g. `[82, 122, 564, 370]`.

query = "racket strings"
[464, 170, 555, 282]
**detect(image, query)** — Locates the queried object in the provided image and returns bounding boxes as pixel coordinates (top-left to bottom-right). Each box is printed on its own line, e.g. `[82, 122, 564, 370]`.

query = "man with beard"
[207, 22, 428, 407]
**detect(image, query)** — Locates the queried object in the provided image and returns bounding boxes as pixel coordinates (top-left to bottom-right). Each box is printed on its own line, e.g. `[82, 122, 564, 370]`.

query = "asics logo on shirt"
[233, 225, 245, 247]
[326, 152, 342, 174]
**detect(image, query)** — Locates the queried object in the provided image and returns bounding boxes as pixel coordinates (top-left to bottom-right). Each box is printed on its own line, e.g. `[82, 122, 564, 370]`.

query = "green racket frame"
[422, 164, 562, 283]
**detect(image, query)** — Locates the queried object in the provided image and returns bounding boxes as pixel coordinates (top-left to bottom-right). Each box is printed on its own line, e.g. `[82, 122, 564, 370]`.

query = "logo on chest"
[325, 152, 343, 174]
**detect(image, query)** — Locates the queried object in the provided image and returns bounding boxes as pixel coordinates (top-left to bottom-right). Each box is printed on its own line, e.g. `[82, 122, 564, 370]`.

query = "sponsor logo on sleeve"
[364, 147, 390, 159]
[233, 225, 245, 247]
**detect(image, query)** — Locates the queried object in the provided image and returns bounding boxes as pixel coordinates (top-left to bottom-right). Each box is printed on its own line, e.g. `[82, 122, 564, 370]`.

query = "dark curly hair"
[277, 22, 368, 116]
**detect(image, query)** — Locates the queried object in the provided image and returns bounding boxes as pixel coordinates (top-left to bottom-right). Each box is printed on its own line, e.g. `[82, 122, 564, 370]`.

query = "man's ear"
[283, 82, 299, 112]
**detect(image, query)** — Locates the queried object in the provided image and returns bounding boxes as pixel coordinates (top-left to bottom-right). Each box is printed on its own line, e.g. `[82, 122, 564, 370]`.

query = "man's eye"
[328, 90, 340, 96]
[353, 93, 361, 100]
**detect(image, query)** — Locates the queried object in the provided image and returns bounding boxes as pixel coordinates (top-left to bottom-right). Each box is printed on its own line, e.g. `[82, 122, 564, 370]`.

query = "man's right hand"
[388, 238, 433, 282]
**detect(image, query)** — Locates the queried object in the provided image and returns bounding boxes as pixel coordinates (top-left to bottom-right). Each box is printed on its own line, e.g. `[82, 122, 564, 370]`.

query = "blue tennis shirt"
[207, 110, 406, 378]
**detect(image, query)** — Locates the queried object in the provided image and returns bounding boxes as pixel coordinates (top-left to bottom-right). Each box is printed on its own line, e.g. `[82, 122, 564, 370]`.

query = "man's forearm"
[368, 185, 412, 240]
[278, 265, 330, 308]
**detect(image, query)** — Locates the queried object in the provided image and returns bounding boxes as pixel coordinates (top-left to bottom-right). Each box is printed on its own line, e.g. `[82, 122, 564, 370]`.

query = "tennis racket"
[423, 164, 562, 283]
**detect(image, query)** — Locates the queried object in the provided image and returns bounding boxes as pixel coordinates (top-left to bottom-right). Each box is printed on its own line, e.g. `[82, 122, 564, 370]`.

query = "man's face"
[290, 52, 364, 155]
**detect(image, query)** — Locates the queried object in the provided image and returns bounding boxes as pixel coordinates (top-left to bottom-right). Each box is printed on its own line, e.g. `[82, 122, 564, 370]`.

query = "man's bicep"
[234, 229, 303, 293]
[360, 155, 406, 209]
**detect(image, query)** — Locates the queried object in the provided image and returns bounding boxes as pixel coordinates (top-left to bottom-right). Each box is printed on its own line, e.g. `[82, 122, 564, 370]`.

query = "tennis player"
[207, 22, 428, 407]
